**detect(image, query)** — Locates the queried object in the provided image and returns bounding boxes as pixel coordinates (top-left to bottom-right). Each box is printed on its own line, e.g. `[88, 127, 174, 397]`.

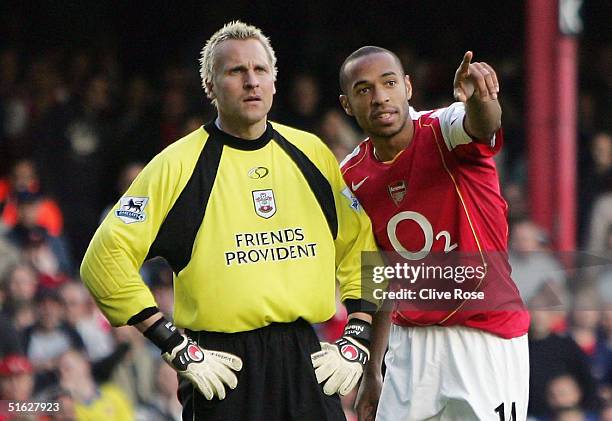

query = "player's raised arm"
[453, 51, 502, 141]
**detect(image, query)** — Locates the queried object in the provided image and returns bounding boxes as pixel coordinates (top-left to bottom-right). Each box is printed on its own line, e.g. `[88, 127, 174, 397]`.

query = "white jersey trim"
[339, 143, 362, 168]
[430, 102, 495, 151]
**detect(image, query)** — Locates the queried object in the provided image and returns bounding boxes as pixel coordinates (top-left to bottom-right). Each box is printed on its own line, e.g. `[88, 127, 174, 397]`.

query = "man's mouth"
[372, 109, 397, 122]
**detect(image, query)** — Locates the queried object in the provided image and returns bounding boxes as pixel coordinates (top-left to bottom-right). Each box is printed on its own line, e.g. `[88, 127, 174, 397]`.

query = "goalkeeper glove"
[311, 318, 371, 396]
[144, 317, 242, 400]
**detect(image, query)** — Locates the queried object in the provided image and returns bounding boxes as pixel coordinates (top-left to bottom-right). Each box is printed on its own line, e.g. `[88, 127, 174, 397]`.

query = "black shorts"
[179, 318, 346, 421]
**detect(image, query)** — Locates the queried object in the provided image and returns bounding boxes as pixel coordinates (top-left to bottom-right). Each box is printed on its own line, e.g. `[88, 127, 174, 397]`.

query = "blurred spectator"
[0, 159, 64, 236]
[546, 375, 597, 420]
[319, 109, 362, 161]
[504, 182, 529, 225]
[552, 407, 594, 421]
[578, 91, 598, 141]
[159, 86, 188, 149]
[2, 263, 38, 331]
[6, 191, 73, 284]
[0, 235, 19, 282]
[587, 176, 612, 258]
[0, 354, 34, 401]
[509, 219, 567, 307]
[59, 281, 114, 362]
[183, 114, 206, 136]
[24, 288, 85, 384]
[594, 225, 612, 303]
[591, 45, 612, 131]
[114, 76, 160, 169]
[0, 314, 21, 357]
[67, 51, 93, 97]
[529, 305, 600, 417]
[31, 74, 116, 262]
[110, 326, 157, 408]
[278, 73, 322, 133]
[568, 289, 602, 358]
[595, 307, 612, 400]
[58, 349, 133, 420]
[38, 386, 77, 421]
[136, 361, 182, 421]
[581, 132, 612, 247]
[0, 354, 39, 420]
[601, 403, 612, 421]
[6, 263, 39, 305]
[0, 49, 28, 169]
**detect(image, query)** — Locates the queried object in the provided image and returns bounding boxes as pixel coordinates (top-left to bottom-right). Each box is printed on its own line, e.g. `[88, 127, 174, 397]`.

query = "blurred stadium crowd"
[0, 2, 611, 420]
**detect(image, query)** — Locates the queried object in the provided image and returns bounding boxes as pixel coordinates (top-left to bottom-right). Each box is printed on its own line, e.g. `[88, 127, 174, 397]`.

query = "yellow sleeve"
[80, 150, 186, 326]
[325, 150, 381, 309]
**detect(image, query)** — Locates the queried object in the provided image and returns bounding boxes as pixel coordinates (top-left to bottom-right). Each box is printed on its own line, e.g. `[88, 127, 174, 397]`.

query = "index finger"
[458, 51, 473, 72]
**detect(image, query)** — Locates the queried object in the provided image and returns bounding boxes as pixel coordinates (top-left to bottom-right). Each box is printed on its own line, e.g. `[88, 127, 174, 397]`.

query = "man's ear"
[339, 95, 353, 117]
[206, 81, 216, 100]
[404, 75, 412, 101]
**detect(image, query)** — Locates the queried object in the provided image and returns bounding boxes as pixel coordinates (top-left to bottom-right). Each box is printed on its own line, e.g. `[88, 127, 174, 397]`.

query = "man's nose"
[244, 70, 260, 89]
[371, 87, 389, 105]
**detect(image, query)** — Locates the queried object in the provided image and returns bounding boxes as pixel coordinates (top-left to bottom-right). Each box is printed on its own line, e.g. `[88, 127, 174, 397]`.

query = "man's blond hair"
[199, 21, 277, 105]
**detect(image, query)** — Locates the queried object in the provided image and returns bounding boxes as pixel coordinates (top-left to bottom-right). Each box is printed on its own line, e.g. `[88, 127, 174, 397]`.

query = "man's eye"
[358, 87, 370, 94]
[386, 80, 397, 87]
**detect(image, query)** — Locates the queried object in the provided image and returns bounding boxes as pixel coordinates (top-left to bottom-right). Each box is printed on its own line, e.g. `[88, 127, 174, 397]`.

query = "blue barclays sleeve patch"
[115, 196, 149, 224]
[341, 187, 361, 212]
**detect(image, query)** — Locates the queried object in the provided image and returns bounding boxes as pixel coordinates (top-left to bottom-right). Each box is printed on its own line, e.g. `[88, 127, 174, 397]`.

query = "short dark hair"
[339, 46, 404, 93]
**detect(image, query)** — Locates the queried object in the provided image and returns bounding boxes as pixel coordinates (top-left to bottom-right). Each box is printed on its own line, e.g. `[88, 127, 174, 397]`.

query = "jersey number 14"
[495, 402, 516, 421]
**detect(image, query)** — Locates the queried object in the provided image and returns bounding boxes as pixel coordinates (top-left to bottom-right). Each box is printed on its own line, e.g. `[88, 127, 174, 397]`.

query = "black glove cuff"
[143, 317, 183, 353]
[127, 306, 159, 325]
[344, 299, 377, 315]
[343, 318, 372, 347]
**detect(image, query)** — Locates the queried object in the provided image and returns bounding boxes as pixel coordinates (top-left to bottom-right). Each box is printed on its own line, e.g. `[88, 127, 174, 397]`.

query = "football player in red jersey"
[338, 47, 530, 420]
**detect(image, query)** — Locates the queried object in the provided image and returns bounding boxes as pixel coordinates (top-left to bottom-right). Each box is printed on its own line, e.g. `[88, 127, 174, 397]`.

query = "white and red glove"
[162, 335, 243, 400]
[144, 317, 242, 400]
[311, 318, 371, 396]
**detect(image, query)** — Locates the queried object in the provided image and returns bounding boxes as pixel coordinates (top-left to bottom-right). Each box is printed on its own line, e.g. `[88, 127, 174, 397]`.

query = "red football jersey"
[341, 103, 529, 339]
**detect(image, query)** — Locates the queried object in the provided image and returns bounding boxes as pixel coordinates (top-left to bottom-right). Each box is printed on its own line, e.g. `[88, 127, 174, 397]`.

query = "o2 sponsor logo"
[387, 211, 457, 260]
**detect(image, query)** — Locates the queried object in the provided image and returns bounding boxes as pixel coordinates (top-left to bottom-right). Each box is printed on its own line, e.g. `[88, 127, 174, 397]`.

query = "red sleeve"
[453, 127, 504, 161]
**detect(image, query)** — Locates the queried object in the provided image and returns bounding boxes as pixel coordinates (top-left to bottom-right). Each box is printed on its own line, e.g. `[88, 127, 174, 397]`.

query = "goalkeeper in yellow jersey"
[80, 21, 379, 421]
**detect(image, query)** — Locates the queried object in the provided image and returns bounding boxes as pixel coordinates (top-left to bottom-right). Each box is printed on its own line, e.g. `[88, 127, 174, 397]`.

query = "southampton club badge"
[252, 189, 276, 219]
[388, 180, 407, 206]
[115, 196, 149, 224]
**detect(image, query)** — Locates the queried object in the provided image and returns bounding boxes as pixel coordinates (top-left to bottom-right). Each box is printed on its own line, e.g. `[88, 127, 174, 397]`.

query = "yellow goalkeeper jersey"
[80, 121, 378, 332]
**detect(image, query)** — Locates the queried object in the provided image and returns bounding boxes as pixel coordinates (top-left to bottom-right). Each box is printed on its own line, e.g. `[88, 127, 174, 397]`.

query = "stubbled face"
[207, 38, 275, 130]
[340, 52, 412, 139]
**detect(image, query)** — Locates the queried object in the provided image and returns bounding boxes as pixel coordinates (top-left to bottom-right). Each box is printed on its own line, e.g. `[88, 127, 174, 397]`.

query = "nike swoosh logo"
[351, 177, 369, 191]
[451, 117, 459, 125]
